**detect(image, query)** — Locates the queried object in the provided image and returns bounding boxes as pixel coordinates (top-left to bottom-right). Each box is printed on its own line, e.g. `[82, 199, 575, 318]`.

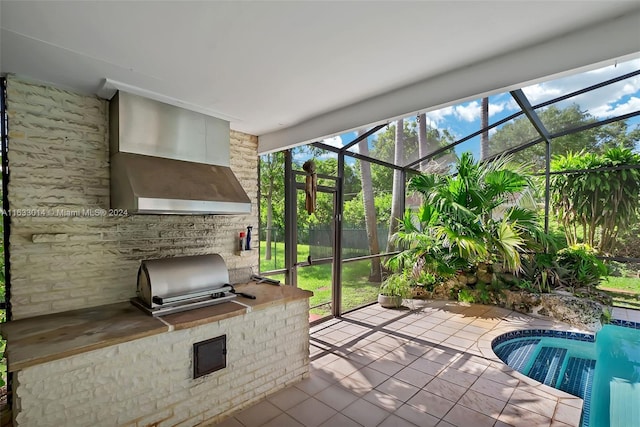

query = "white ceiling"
[2, 1, 640, 153]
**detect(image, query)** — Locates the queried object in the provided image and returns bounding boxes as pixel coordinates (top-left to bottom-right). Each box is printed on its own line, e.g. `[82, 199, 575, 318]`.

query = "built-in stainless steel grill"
[131, 254, 237, 316]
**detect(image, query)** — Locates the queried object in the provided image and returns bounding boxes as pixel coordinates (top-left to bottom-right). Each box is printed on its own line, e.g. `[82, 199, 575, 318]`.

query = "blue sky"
[312, 57, 640, 166]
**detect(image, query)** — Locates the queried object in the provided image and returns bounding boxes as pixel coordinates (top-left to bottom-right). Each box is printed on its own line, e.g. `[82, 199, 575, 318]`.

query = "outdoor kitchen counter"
[162, 283, 313, 330]
[1, 283, 313, 372]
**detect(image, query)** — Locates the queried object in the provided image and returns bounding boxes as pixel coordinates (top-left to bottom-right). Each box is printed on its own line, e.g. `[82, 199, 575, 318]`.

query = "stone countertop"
[162, 283, 312, 330]
[1, 283, 312, 372]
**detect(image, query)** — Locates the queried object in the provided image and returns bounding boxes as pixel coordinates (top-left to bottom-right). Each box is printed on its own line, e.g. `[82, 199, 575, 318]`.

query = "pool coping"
[474, 313, 640, 427]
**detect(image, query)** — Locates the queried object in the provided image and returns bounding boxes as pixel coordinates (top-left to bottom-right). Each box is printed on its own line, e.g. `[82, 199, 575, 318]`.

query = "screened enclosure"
[259, 58, 640, 322]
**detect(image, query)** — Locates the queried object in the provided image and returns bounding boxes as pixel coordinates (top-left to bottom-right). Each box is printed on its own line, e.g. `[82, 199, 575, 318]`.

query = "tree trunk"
[480, 97, 489, 160]
[387, 119, 405, 252]
[417, 113, 427, 171]
[358, 130, 381, 282]
[265, 178, 273, 260]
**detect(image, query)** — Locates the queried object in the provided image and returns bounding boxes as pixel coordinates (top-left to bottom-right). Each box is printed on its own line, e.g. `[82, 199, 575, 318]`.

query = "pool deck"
[214, 301, 637, 427]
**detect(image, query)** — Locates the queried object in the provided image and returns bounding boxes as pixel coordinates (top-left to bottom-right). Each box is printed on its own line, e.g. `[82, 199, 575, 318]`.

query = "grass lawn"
[259, 241, 381, 318]
[599, 276, 640, 310]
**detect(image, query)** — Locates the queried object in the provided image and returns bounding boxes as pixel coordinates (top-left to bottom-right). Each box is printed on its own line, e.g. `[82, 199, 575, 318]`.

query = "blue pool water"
[492, 324, 640, 427]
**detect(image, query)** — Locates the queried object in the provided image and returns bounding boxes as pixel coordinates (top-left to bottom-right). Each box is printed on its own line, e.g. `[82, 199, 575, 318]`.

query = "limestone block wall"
[14, 299, 309, 427]
[5, 76, 259, 319]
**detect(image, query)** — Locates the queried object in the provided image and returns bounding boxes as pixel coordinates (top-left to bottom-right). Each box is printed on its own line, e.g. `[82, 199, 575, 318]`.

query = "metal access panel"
[193, 335, 227, 379]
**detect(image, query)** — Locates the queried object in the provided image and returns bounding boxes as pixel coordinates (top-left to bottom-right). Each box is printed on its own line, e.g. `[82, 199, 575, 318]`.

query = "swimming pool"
[492, 322, 640, 427]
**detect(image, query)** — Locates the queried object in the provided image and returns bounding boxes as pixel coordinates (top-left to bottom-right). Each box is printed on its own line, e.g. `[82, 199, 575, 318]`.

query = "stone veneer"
[5, 75, 259, 319]
[13, 300, 310, 427]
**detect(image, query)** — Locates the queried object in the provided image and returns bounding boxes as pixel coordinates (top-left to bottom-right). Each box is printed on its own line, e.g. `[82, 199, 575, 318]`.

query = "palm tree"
[480, 97, 489, 159]
[389, 152, 549, 276]
[387, 119, 404, 252]
[358, 130, 382, 281]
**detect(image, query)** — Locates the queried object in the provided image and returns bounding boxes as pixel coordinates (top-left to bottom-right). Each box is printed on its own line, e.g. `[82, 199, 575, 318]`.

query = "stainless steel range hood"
[109, 91, 251, 214]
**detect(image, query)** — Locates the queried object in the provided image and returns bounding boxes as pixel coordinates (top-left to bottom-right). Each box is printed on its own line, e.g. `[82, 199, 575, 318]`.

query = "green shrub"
[457, 288, 475, 303]
[379, 273, 412, 298]
[556, 244, 608, 289]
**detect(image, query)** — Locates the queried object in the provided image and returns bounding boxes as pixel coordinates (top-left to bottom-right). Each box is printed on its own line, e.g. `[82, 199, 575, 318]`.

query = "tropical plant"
[378, 272, 413, 308]
[550, 147, 640, 254]
[379, 273, 413, 301]
[556, 244, 608, 290]
[389, 152, 550, 278]
[517, 252, 569, 293]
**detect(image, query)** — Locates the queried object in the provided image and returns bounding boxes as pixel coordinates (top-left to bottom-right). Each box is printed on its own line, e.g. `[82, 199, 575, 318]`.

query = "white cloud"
[590, 96, 640, 118]
[522, 84, 563, 104]
[522, 58, 640, 118]
[320, 135, 343, 148]
[455, 101, 480, 122]
[490, 98, 520, 116]
[426, 106, 455, 124]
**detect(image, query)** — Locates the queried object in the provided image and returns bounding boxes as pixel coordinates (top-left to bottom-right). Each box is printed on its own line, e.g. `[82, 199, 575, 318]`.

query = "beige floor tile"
[234, 400, 282, 427]
[394, 366, 434, 389]
[363, 389, 404, 411]
[261, 413, 304, 427]
[509, 388, 558, 418]
[469, 377, 516, 401]
[423, 377, 468, 402]
[479, 366, 520, 386]
[360, 341, 395, 357]
[287, 397, 337, 427]
[322, 357, 364, 379]
[375, 377, 420, 402]
[377, 414, 418, 427]
[443, 404, 497, 427]
[368, 358, 406, 376]
[400, 342, 430, 357]
[382, 349, 419, 366]
[267, 386, 311, 411]
[406, 389, 456, 418]
[442, 336, 475, 349]
[452, 330, 482, 341]
[558, 397, 583, 409]
[311, 353, 341, 368]
[436, 367, 478, 388]
[394, 403, 440, 427]
[418, 330, 451, 343]
[317, 413, 362, 427]
[408, 357, 446, 376]
[422, 348, 462, 365]
[460, 324, 490, 335]
[339, 367, 388, 396]
[457, 388, 506, 418]
[294, 374, 333, 395]
[498, 403, 552, 427]
[449, 355, 490, 373]
[314, 383, 360, 411]
[435, 421, 456, 427]
[322, 330, 354, 344]
[550, 420, 573, 427]
[346, 365, 390, 389]
[222, 301, 597, 427]
[342, 398, 392, 427]
[344, 349, 378, 366]
[377, 335, 409, 349]
[211, 416, 244, 427]
[340, 324, 370, 335]
[400, 324, 430, 336]
[552, 402, 582, 426]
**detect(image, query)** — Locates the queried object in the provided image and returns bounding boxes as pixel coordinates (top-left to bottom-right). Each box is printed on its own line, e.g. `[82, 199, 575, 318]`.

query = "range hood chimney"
[109, 91, 251, 215]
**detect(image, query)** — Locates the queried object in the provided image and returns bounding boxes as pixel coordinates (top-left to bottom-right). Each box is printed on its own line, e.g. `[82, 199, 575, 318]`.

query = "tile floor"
[215, 301, 635, 427]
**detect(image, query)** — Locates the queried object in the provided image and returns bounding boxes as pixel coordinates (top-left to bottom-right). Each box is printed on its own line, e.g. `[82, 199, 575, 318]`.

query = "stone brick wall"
[14, 300, 310, 427]
[5, 76, 259, 319]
